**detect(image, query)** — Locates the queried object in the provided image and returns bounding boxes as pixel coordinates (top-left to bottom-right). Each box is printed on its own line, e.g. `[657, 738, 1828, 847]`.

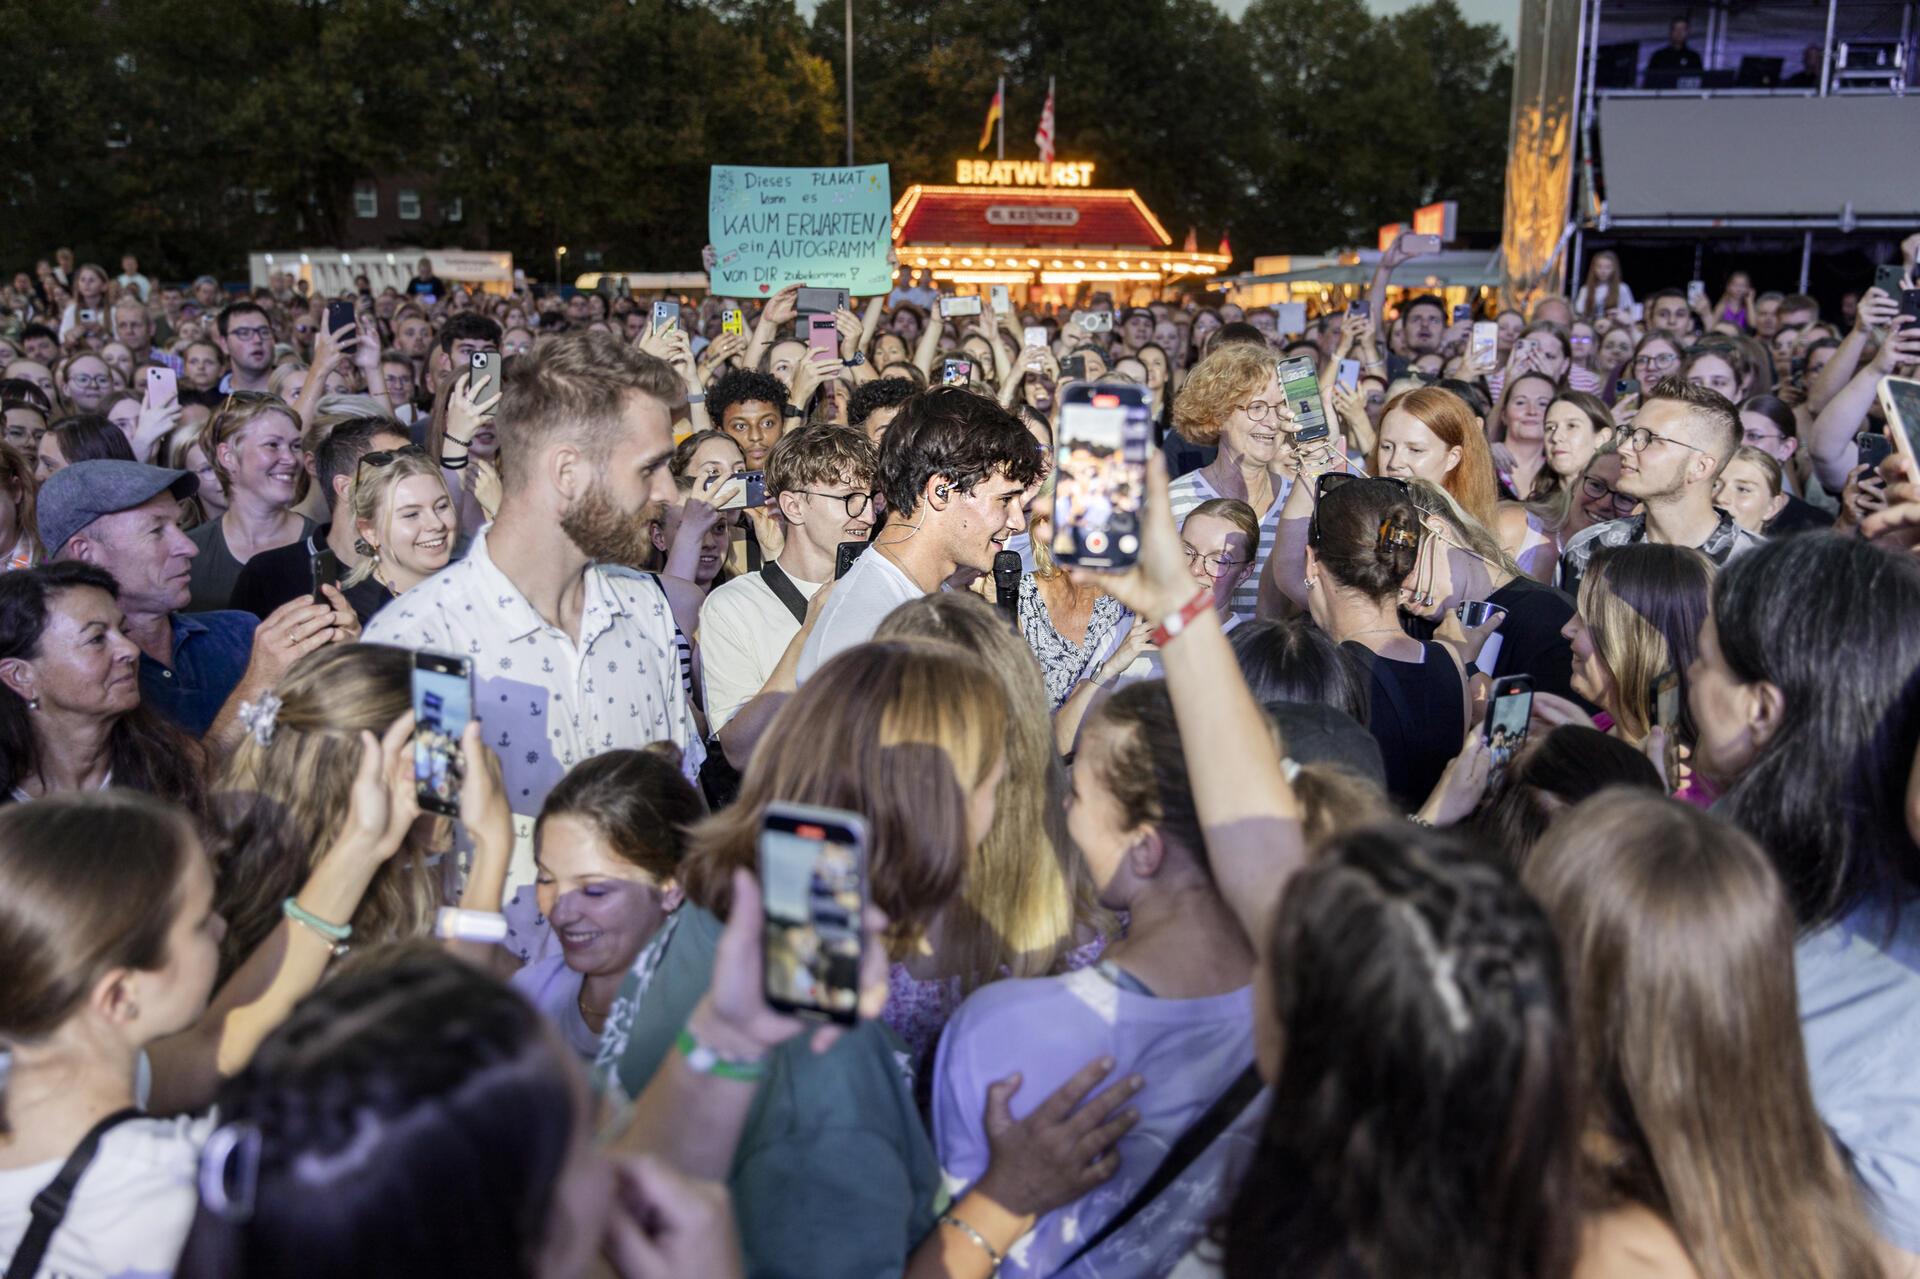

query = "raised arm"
[1808, 288, 1898, 417]
[744, 284, 800, 374]
[1073, 452, 1304, 942]
[147, 716, 418, 1112]
[1811, 324, 1920, 493]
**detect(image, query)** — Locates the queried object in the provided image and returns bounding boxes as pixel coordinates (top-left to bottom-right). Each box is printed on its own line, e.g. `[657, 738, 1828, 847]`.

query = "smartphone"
[309, 547, 343, 604]
[722, 308, 745, 336]
[1062, 355, 1089, 382]
[1272, 302, 1307, 335]
[1455, 600, 1503, 628]
[1337, 358, 1361, 391]
[1615, 377, 1640, 400]
[468, 350, 502, 414]
[941, 357, 973, 387]
[326, 298, 356, 338]
[807, 312, 840, 364]
[651, 300, 681, 333]
[990, 285, 1011, 312]
[939, 295, 983, 319]
[713, 469, 769, 511]
[1877, 376, 1920, 463]
[1349, 300, 1371, 322]
[759, 802, 868, 1025]
[796, 287, 850, 317]
[1050, 382, 1151, 569]
[1276, 355, 1329, 444]
[78, 308, 101, 326]
[144, 365, 177, 407]
[1470, 321, 1498, 373]
[1483, 674, 1534, 771]
[834, 540, 865, 579]
[1650, 670, 1682, 791]
[1856, 431, 1895, 472]
[1452, 303, 1472, 324]
[410, 650, 473, 817]
[1023, 325, 1048, 350]
[1075, 309, 1113, 333]
[1687, 280, 1708, 308]
[1876, 264, 1908, 298]
[1901, 290, 1920, 327]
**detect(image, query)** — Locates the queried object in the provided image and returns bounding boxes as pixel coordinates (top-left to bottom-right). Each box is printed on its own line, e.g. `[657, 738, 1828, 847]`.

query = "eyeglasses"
[227, 325, 273, 342]
[798, 489, 878, 519]
[1235, 400, 1279, 422]
[1623, 425, 1705, 455]
[1183, 545, 1248, 575]
[68, 375, 111, 391]
[1634, 352, 1679, 370]
[1307, 472, 1411, 547]
[356, 444, 428, 479]
[1581, 475, 1639, 513]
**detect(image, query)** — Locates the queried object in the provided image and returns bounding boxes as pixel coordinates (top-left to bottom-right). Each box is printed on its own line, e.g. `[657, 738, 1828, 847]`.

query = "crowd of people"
[1, 225, 1920, 1278]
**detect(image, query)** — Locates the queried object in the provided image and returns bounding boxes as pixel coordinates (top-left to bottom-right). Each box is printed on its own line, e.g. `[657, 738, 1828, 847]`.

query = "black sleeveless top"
[1341, 640, 1466, 812]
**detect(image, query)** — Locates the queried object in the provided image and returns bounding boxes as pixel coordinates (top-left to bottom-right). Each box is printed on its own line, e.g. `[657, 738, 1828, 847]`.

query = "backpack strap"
[759, 560, 811, 627]
[6, 1108, 143, 1279]
[1056, 1064, 1263, 1271]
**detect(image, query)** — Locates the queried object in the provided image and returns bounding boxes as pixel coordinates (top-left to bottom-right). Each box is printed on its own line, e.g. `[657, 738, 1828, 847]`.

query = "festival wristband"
[1148, 589, 1214, 648]
[675, 1026, 768, 1082]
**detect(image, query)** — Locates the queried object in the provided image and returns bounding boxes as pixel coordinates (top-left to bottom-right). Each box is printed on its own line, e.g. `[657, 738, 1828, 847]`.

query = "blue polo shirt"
[138, 611, 257, 736]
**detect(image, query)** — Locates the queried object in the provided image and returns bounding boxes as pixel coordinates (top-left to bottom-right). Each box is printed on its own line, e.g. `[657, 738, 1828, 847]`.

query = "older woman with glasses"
[1167, 342, 1298, 619]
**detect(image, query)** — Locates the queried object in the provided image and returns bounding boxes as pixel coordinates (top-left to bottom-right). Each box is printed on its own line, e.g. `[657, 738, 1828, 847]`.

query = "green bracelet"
[282, 897, 352, 955]
[675, 1027, 768, 1082]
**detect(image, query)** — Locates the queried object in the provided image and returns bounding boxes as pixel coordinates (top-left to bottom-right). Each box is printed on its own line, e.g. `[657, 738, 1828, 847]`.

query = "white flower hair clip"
[237, 692, 283, 747]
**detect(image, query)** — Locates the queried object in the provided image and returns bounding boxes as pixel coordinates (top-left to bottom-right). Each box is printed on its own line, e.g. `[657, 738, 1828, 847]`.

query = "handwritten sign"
[708, 165, 893, 296]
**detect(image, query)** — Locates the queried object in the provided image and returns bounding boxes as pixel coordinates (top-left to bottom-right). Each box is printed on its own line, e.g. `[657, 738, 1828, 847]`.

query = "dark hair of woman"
[1228, 617, 1372, 726]
[1468, 725, 1663, 871]
[47, 414, 136, 466]
[1215, 822, 1580, 1279]
[1312, 478, 1421, 599]
[1710, 534, 1920, 928]
[175, 945, 576, 1279]
[0, 562, 206, 815]
[536, 744, 705, 882]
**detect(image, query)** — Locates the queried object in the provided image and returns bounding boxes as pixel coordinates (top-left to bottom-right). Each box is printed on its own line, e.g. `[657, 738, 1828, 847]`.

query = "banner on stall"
[708, 164, 893, 295]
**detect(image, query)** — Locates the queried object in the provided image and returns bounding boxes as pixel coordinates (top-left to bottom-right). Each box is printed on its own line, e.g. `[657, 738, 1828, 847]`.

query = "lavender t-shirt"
[931, 966, 1264, 1278]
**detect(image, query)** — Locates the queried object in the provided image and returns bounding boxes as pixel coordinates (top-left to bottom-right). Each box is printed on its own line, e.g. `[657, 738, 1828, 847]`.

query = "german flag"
[977, 86, 1003, 151]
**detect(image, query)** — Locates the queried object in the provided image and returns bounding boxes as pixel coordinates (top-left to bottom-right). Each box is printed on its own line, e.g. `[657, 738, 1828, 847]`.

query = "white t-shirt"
[510, 953, 602, 1063]
[0, 1112, 214, 1279]
[698, 565, 824, 732]
[796, 547, 923, 683]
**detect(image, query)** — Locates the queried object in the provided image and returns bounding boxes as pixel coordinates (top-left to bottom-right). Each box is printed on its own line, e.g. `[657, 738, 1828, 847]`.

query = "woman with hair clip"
[1304, 475, 1469, 809]
[1060, 449, 1582, 1279]
[1525, 793, 1893, 1279]
[335, 445, 456, 622]
[186, 392, 312, 612]
[1686, 534, 1920, 1267]
[600, 638, 1145, 1279]
[0, 728, 426, 1279]
[1399, 479, 1581, 702]
[1494, 390, 1620, 582]
[213, 643, 513, 989]
[0, 442, 41, 570]
[877, 592, 1112, 1071]
[423, 371, 503, 538]
[0, 563, 206, 813]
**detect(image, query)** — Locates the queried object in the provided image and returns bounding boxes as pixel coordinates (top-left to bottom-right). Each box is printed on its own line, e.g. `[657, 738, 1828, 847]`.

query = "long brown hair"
[1575, 544, 1713, 742]
[213, 644, 437, 980]
[677, 639, 1004, 956]
[878, 593, 1109, 984]
[0, 791, 198, 1132]
[1526, 793, 1885, 1279]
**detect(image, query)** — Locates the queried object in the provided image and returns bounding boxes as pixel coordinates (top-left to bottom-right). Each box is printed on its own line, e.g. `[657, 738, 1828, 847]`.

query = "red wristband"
[1149, 589, 1214, 648]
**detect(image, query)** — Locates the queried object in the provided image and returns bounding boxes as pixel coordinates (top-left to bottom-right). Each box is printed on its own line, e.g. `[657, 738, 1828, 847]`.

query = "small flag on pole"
[1182, 227, 1199, 253]
[978, 85, 1003, 152]
[1034, 77, 1056, 165]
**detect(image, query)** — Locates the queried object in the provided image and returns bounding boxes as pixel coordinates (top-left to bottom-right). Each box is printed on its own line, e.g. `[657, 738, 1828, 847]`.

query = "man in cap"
[40, 459, 358, 747]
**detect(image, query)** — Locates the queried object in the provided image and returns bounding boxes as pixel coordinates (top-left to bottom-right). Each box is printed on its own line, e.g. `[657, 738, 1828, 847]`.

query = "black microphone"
[993, 550, 1022, 619]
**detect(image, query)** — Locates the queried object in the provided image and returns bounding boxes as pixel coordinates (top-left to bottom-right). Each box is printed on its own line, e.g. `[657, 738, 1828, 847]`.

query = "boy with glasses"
[1559, 377, 1763, 594]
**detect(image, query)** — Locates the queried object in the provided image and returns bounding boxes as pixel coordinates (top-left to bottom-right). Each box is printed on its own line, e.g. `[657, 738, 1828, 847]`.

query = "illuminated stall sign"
[955, 159, 1098, 188]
